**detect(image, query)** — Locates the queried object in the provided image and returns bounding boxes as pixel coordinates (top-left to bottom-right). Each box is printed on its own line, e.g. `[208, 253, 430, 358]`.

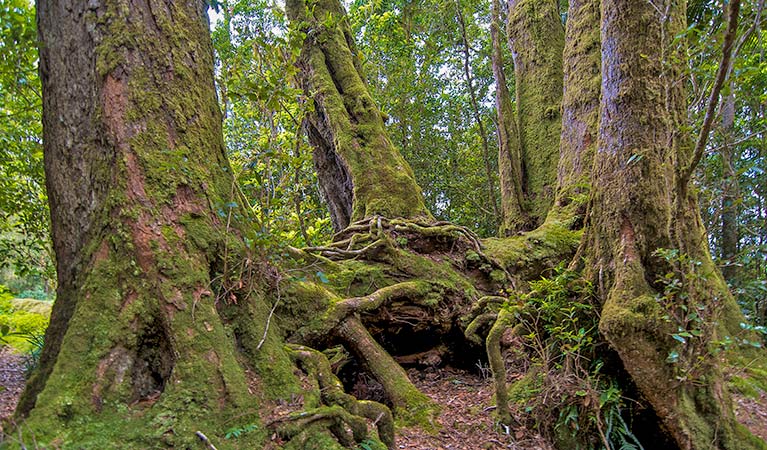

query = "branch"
[680, 0, 741, 186]
[195, 431, 218, 450]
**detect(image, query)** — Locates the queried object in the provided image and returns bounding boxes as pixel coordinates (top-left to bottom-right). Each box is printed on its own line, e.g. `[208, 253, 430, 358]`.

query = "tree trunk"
[16, 2, 386, 447]
[456, 2, 500, 226]
[548, 0, 600, 223]
[584, 0, 762, 448]
[286, 0, 431, 231]
[502, 0, 564, 231]
[491, 0, 526, 235]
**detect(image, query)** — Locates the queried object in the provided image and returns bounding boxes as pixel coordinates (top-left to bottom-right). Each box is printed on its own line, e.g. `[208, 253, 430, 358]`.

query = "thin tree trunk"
[720, 91, 739, 284]
[456, 2, 500, 225]
[491, 0, 526, 235]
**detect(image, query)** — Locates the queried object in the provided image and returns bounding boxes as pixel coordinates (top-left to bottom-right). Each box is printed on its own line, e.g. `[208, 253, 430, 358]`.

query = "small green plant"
[22, 331, 45, 375]
[652, 248, 718, 382]
[509, 266, 644, 449]
[357, 439, 382, 450]
[224, 423, 258, 439]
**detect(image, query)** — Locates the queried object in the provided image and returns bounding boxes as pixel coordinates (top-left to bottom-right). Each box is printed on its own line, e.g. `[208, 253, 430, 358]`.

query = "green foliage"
[652, 248, 722, 382]
[508, 267, 644, 449]
[518, 266, 597, 370]
[0, 0, 54, 291]
[356, 438, 386, 450]
[0, 284, 49, 356]
[348, 0, 500, 235]
[689, 0, 767, 328]
[224, 423, 258, 439]
[211, 0, 332, 249]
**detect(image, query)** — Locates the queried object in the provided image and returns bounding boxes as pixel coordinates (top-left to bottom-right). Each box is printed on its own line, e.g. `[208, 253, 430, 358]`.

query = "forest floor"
[733, 389, 767, 442]
[1, 346, 766, 448]
[396, 366, 552, 450]
[0, 347, 25, 430]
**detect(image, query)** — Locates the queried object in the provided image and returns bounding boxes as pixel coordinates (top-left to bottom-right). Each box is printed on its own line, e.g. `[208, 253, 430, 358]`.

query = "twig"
[680, 0, 741, 186]
[195, 431, 218, 450]
[258, 275, 282, 350]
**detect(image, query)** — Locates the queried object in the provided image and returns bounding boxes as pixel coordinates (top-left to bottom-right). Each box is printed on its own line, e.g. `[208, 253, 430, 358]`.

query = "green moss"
[483, 221, 581, 279]
[507, 0, 564, 227]
[730, 375, 761, 399]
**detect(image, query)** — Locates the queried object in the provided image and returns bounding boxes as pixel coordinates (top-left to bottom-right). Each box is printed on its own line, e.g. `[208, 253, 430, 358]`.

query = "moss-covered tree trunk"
[491, 0, 525, 233]
[286, 0, 431, 231]
[499, 0, 564, 234]
[14, 2, 391, 448]
[583, 0, 763, 448]
[547, 0, 600, 223]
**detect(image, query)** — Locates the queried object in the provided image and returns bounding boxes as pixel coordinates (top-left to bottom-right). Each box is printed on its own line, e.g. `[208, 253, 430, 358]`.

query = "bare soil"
[397, 367, 552, 450]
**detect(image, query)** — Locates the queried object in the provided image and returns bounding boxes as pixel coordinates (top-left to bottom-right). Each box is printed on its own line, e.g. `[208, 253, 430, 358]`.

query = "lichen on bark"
[500, 0, 564, 232]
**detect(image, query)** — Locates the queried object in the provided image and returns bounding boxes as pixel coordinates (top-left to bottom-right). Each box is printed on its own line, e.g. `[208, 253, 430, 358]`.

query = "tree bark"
[583, 0, 762, 448]
[16, 1, 351, 447]
[549, 0, 600, 222]
[503, 0, 564, 231]
[491, 0, 526, 235]
[286, 0, 431, 231]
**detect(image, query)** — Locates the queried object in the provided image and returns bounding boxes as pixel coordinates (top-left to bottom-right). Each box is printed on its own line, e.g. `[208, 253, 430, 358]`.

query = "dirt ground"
[0, 347, 25, 434]
[396, 367, 552, 450]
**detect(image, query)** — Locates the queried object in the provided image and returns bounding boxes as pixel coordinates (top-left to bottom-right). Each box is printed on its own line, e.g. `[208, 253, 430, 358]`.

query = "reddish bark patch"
[120, 290, 139, 313]
[92, 240, 111, 265]
[619, 216, 638, 263]
[103, 74, 128, 144]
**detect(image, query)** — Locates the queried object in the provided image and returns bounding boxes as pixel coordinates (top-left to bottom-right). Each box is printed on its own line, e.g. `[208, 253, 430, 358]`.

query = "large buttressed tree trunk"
[19, 0, 265, 444]
[584, 0, 763, 448]
[285, 0, 431, 231]
[16, 1, 396, 447]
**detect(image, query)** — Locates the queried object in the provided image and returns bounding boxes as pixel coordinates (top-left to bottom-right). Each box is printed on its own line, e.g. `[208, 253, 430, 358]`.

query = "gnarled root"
[464, 295, 508, 345]
[268, 405, 368, 447]
[335, 316, 440, 427]
[486, 307, 518, 426]
[288, 344, 395, 448]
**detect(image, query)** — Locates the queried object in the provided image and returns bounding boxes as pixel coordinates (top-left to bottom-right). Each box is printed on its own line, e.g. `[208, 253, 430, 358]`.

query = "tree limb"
[680, 0, 741, 186]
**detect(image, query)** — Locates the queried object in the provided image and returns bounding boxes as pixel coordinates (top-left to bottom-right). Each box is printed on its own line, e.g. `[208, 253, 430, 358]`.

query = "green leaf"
[316, 271, 329, 283]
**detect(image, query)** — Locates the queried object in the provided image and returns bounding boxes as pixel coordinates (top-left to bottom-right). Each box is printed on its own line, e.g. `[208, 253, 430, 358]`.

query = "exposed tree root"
[280, 215, 580, 439]
[287, 344, 395, 448]
[486, 307, 518, 425]
[335, 316, 440, 427]
[463, 295, 507, 345]
[268, 405, 369, 447]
